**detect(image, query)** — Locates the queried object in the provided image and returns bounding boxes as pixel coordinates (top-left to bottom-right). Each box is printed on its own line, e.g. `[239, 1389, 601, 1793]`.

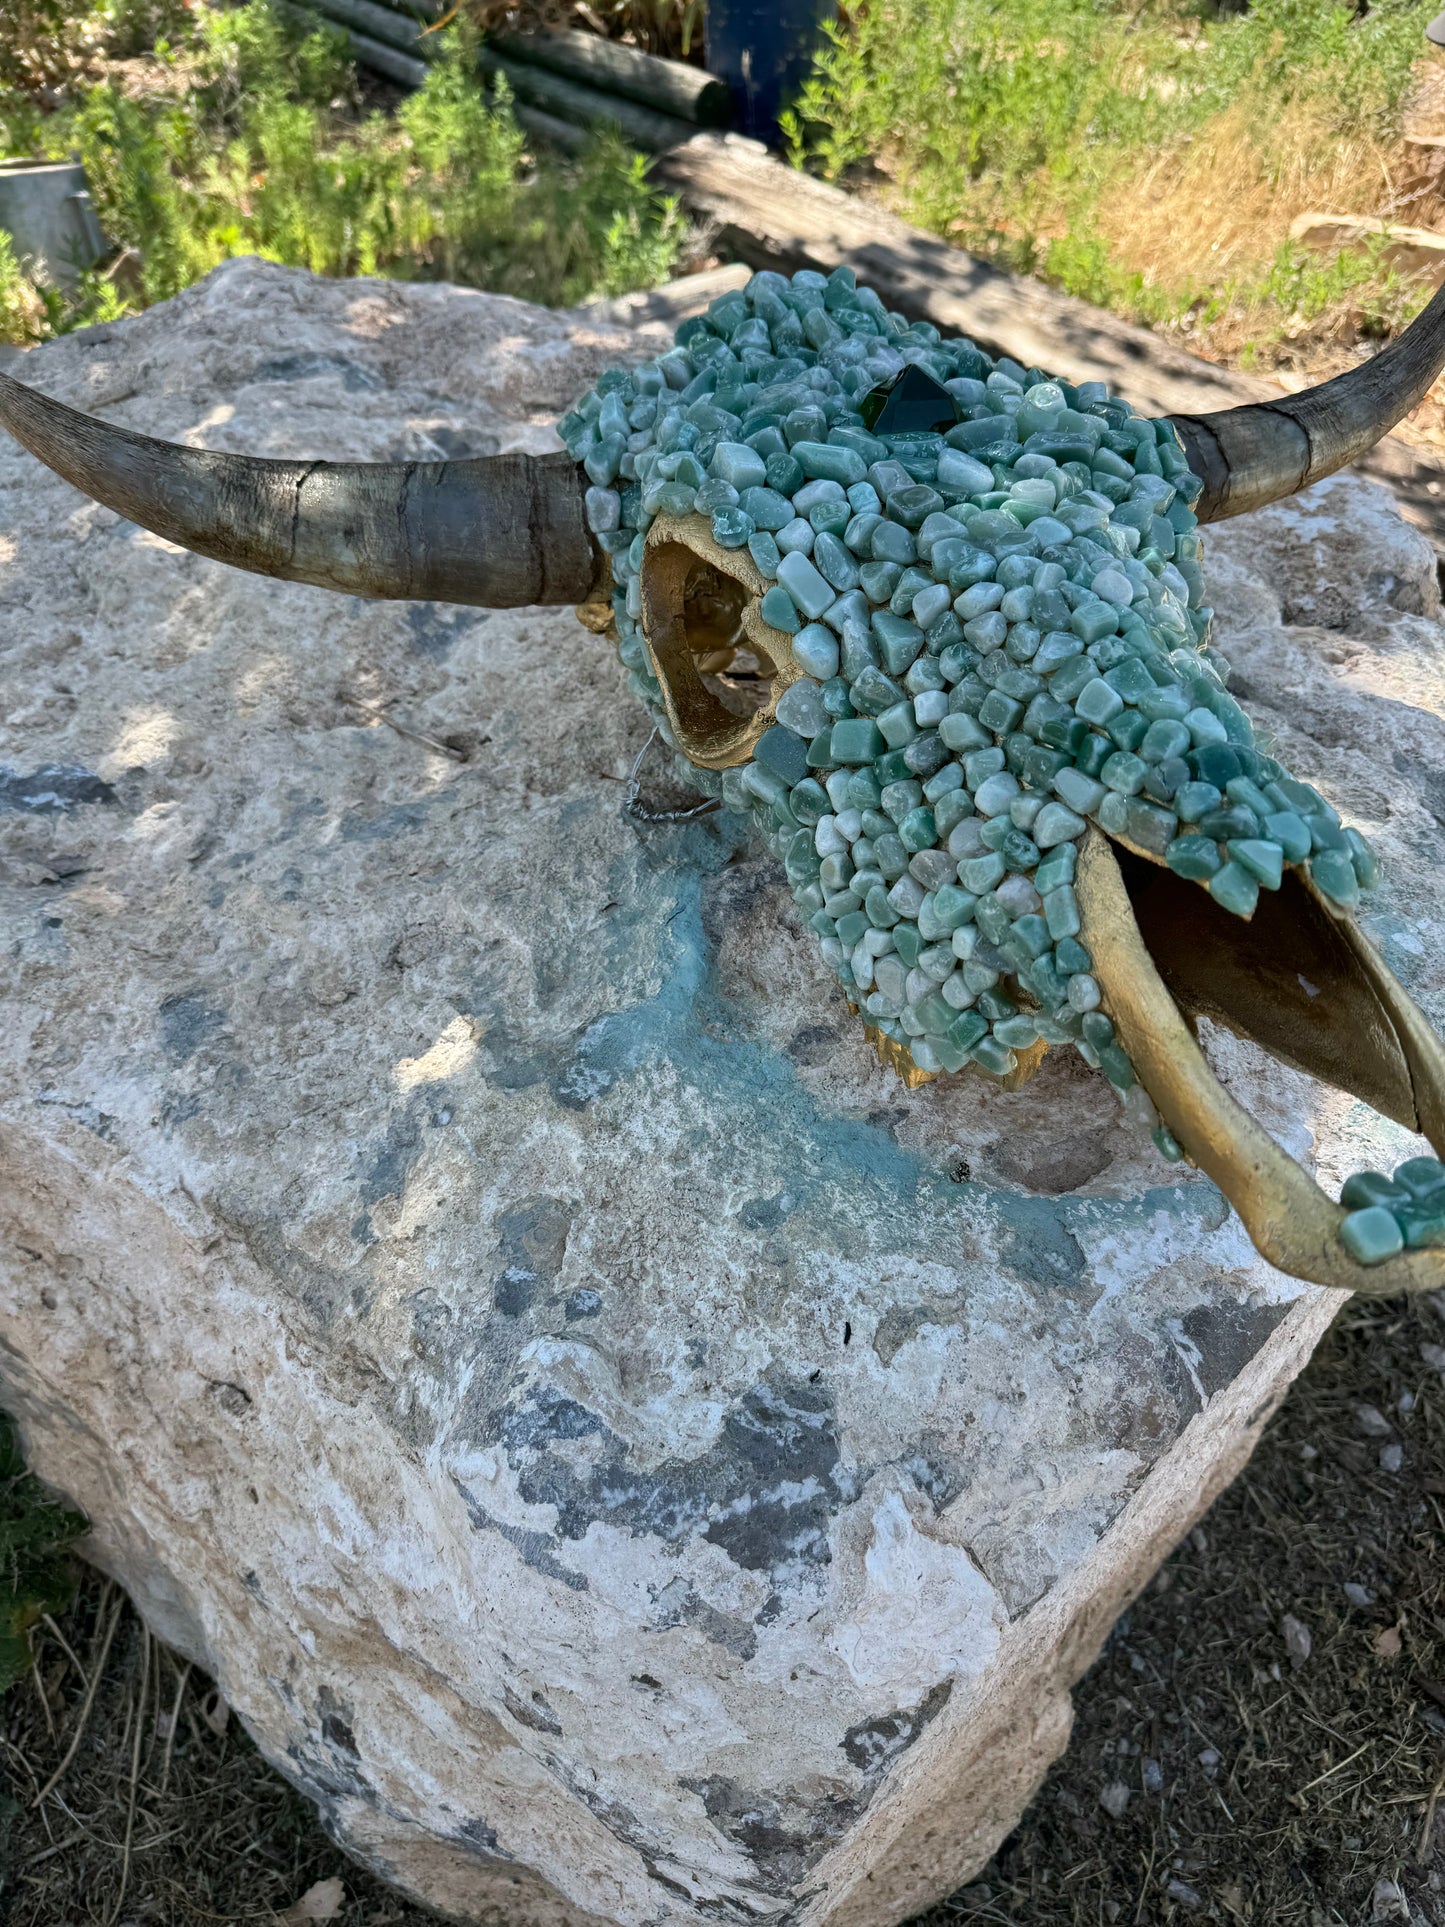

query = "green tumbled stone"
[894, 921, 923, 968]
[1107, 711, 1149, 755]
[1208, 860, 1259, 918]
[1399, 1204, 1445, 1249]
[1346, 826, 1380, 890]
[1009, 914, 1049, 960]
[1055, 935, 1091, 975]
[805, 728, 835, 769]
[971, 1036, 1018, 1077]
[1263, 810, 1310, 865]
[1166, 834, 1222, 882]
[1228, 838, 1283, 891]
[1096, 1042, 1135, 1090]
[1175, 780, 1222, 823]
[874, 746, 914, 784]
[789, 778, 831, 825]
[851, 666, 907, 716]
[836, 910, 870, 946]
[978, 690, 1024, 734]
[1395, 1156, 1445, 1197]
[934, 789, 974, 837]
[877, 701, 918, 749]
[1310, 847, 1360, 907]
[755, 724, 808, 785]
[810, 501, 852, 538]
[748, 530, 782, 579]
[948, 1008, 989, 1051]
[1035, 850, 1078, 900]
[760, 585, 801, 632]
[1123, 798, 1177, 856]
[1339, 1206, 1404, 1266]
[1071, 601, 1121, 645]
[865, 885, 900, 928]
[873, 610, 927, 677]
[1100, 751, 1147, 796]
[1152, 1125, 1185, 1162]
[1341, 1170, 1409, 1210]
[1043, 884, 1081, 941]
[766, 450, 805, 495]
[899, 806, 938, 852]
[792, 440, 868, 486]
[994, 1014, 1040, 1048]
[830, 718, 885, 764]
[777, 550, 837, 619]
[887, 484, 946, 529]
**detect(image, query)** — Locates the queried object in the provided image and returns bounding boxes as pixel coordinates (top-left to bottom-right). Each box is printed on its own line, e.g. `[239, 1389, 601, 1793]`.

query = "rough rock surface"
[1, 259, 1441, 1926]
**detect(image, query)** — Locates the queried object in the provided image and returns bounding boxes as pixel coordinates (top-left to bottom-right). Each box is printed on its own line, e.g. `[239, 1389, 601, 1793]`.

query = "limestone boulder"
[1, 259, 1441, 1926]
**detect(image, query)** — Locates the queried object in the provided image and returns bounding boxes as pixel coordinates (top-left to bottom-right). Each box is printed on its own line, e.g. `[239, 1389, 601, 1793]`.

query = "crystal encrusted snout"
[561, 266, 1445, 1290]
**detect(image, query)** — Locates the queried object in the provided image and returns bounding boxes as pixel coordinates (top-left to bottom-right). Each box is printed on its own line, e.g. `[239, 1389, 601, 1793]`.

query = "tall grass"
[0, 1, 684, 344]
[782, 0, 1438, 359]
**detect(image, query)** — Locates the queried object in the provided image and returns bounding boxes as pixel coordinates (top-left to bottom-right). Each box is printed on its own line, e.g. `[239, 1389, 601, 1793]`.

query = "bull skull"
[4, 267, 1445, 1296]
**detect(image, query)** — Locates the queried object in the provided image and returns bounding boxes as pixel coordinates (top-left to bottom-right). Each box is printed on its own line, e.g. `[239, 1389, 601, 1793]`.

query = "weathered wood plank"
[652, 134, 1445, 550]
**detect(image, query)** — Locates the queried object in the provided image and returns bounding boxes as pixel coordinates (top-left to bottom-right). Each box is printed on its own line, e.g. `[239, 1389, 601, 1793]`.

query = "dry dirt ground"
[2, 1290, 1444, 1927]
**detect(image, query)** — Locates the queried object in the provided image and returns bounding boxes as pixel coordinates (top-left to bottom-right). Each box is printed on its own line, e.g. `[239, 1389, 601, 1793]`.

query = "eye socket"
[639, 539, 781, 770]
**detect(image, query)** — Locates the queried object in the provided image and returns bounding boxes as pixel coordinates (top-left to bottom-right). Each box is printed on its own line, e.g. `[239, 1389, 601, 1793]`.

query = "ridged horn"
[1172, 278, 1445, 524]
[0, 370, 597, 607]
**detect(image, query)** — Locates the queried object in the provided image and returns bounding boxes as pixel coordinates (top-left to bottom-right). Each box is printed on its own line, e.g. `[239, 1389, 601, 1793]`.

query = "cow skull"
[4, 266, 1445, 1294]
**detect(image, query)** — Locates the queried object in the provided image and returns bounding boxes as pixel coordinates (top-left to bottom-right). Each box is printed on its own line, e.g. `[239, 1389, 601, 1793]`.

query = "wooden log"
[305, 0, 430, 54]
[492, 31, 730, 126]
[651, 134, 1445, 552]
[284, 0, 430, 87]
[476, 47, 696, 151]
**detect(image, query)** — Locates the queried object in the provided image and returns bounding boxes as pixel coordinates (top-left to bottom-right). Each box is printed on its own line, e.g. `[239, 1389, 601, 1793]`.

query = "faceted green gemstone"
[1227, 838, 1283, 891]
[1310, 848, 1359, 907]
[1208, 860, 1258, 917]
[1339, 1206, 1404, 1266]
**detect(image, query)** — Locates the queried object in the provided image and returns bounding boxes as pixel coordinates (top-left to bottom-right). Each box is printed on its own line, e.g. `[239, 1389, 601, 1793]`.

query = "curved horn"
[1172, 277, 1445, 523]
[0, 370, 597, 607]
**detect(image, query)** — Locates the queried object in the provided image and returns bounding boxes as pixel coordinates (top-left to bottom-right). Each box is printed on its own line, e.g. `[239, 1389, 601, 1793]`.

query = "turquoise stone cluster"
[1339, 1157, 1445, 1263]
[561, 267, 1386, 1219]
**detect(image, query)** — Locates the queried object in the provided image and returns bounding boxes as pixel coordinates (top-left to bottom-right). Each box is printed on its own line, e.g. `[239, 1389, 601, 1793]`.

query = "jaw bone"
[1076, 830, 1445, 1295]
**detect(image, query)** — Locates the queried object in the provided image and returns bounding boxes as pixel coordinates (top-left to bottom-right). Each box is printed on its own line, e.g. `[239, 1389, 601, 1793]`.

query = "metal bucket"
[0, 160, 110, 290]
